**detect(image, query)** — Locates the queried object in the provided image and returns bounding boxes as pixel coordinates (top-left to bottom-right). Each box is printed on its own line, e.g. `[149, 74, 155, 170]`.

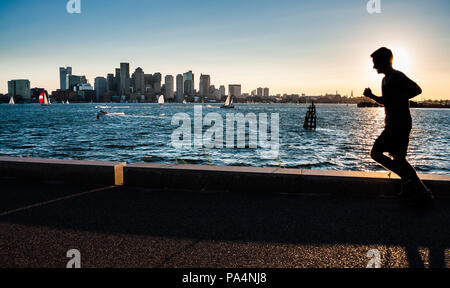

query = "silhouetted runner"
[363, 47, 434, 203]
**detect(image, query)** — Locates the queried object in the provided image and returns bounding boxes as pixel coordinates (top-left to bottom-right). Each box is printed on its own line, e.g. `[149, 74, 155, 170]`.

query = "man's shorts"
[372, 127, 411, 158]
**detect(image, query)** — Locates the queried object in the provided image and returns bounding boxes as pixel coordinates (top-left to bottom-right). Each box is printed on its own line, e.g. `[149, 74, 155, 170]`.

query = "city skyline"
[0, 0, 449, 99]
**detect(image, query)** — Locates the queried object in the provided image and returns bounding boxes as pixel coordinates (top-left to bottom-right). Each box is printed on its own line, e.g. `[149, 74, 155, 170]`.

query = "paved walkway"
[0, 179, 449, 268]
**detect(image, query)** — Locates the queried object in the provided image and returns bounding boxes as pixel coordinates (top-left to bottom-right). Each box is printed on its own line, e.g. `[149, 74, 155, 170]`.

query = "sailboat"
[158, 95, 165, 105]
[182, 99, 187, 104]
[9, 96, 15, 105]
[221, 94, 234, 109]
[39, 91, 50, 106]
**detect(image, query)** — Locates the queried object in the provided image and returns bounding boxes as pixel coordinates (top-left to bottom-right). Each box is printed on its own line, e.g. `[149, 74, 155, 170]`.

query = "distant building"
[183, 71, 195, 96]
[115, 68, 121, 94]
[8, 79, 31, 102]
[176, 74, 184, 102]
[94, 77, 107, 102]
[120, 63, 130, 96]
[199, 74, 210, 98]
[228, 84, 242, 99]
[75, 83, 94, 91]
[164, 75, 174, 100]
[219, 85, 226, 97]
[106, 74, 115, 93]
[154, 73, 162, 94]
[263, 87, 269, 97]
[257, 87, 263, 97]
[132, 67, 145, 93]
[59, 67, 72, 91]
[66, 75, 86, 91]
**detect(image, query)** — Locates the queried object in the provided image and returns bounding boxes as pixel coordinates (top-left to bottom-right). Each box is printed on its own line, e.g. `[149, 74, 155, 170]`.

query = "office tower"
[263, 87, 269, 97]
[153, 73, 162, 94]
[66, 75, 86, 91]
[8, 79, 31, 101]
[59, 67, 72, 91]
[132, 67, 145, 93]
[95, 77, 107, 102]
[164, 75, 174, 100]
[144, 74, 153, 93]
[228, 85, 242, 99]
[120, 63, 130, 96]
[199, 74, 211, 98]
[114, 68, 121, 95]
[106, 74, 115, 93]
[176, 74, 184, 102]
[257, 87, 263, 97]
[219, 85, 226, 97]
[183, 71, 195, 96]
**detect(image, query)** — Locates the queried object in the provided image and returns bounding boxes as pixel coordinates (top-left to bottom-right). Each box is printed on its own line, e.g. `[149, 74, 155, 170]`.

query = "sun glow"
[390, 46, 411, 73]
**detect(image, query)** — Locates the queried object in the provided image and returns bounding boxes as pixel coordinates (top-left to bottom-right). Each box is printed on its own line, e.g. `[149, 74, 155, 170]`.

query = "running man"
[363, 47, 434, 202]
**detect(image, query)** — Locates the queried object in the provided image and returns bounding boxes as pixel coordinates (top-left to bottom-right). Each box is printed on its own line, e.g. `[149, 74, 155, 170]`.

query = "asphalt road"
[0, 178, 449, 268]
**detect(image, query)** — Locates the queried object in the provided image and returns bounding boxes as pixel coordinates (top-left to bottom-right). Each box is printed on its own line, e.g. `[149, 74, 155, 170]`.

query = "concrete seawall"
[0, 157, 125, 186]
[124, 163, 449, 197]
[0, 157, 448, 197]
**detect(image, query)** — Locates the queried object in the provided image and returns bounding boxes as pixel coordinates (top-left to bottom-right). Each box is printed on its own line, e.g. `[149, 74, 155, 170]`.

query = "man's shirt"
[381, 70, 419, 130]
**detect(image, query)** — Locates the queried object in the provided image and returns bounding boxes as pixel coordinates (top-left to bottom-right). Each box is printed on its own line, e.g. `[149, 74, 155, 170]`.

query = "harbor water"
[0, 103, 448, 175]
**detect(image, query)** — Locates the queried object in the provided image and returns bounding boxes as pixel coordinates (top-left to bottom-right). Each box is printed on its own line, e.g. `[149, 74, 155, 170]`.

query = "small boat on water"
[39, 91, 51, 106]
[182, 99, 187, 104]
[221, 94, 234, 109]
[158, 95, 165, 105]
[9, 96, 15, 105]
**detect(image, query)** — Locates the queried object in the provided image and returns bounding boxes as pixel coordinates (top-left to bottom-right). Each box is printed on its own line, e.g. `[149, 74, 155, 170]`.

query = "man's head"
[371, 47, 393, 74]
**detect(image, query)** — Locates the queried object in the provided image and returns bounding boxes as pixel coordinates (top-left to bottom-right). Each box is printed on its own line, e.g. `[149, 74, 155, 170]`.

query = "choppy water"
[0, 103, 448, 174]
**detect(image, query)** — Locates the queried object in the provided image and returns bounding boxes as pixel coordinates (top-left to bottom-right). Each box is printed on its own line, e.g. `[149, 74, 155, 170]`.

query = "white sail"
[158, 95, 165, 105]
[9, 96, 15, 105]
[224, 95, 232, 107]
[43, 93, 49, 105]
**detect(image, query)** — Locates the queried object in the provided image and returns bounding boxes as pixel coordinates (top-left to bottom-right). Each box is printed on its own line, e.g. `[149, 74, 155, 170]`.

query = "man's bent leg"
[370, 149, 406, 178]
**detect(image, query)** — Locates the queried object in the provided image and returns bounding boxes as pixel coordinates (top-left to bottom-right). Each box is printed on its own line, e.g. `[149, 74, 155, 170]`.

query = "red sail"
[39, 93, 44, 104]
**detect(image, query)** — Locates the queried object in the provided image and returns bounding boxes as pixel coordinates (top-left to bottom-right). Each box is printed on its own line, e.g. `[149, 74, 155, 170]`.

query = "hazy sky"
[0, 0, 449, 99]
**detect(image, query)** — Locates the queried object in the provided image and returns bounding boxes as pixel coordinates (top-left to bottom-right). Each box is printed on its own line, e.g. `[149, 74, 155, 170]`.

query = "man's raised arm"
[364, 88, 384, 104]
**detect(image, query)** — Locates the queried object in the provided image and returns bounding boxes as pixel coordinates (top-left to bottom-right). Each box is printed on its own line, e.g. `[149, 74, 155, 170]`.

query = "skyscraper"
[199, 74, 211, 98]
[66, 75, 86, 91]
[257, 87, 263, 97]
[228, 85, 242, 99]
[115, 68, 121, 95]
[219, 85, 226, 98]
[94, 77, 107, 102]
[8, 79, 31, 102]
[59, 67, 72, 91]
[183, 71, 195, 96]
[263, 88, 270, 97]
[164, 75, 174, 100]
[153, 73, 162, 94]
[106, 74, 115, 93]
[132, 67, 145, 93]
[120, 63, 130, 96]
[176, 74, 184, 103]
[144, 74, 153, 93]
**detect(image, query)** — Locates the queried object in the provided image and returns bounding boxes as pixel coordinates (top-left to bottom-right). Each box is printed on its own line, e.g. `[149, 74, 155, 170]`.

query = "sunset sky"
[0, 0, 448, 99]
